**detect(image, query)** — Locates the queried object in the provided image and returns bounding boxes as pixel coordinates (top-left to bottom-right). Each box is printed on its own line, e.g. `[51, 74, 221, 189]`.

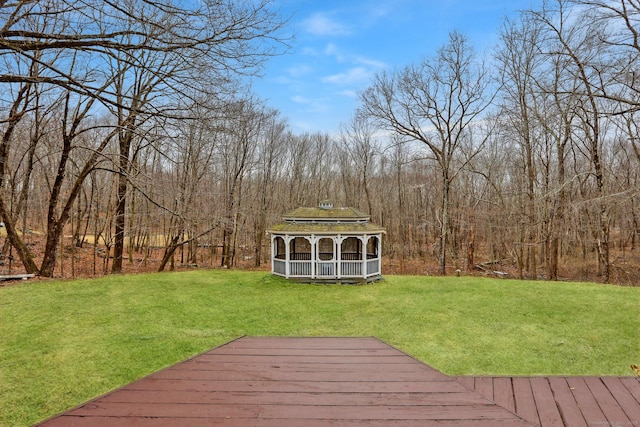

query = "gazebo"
[267, 201, 385, 282]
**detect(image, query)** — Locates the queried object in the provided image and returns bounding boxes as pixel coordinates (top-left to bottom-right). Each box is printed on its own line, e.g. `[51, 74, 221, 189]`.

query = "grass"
[1, 270, 638, 426]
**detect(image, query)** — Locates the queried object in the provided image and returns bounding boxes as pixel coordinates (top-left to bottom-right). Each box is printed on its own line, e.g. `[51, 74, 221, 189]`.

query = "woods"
[1, 0, 639, 284]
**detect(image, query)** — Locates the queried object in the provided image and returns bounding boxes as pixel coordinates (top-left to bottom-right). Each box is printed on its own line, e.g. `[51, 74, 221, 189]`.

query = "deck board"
[34, 337, 639, 427]
[493, 377, 516, 413]
[584, 376, 633, 426]
[602, 377, 640, 422]
[513, 376, 540, 424]
[530, 377, 564, 427]
[547, 377, 588, 427]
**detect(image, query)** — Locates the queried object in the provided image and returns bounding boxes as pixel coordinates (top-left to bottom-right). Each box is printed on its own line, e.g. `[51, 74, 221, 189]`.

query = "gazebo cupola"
[267, 201, 385, 282]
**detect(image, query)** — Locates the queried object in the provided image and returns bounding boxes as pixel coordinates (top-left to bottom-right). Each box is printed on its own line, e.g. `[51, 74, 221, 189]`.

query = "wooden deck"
[35, 337, 640, 427]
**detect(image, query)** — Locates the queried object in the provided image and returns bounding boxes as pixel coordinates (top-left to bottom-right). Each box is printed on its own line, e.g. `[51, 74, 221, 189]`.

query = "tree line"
[1, 0, 639, 284]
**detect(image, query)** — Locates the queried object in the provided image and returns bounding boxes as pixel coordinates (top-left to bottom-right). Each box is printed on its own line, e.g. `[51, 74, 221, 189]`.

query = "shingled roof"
[268, 203, 385, 234]
[282, 206, 370, 221]
[268, 221, 385, 234]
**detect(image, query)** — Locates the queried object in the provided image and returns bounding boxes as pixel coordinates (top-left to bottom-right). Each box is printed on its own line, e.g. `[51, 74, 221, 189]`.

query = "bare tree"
[219, 99, 263, 268]
[531, 0, 614, 282]
[496, 17, 546, 279]
[0, 81, 38, 272]
[360, 31, 495, 274]
[567, 0, 640, 111]
[251, 109, 287, 267]
[0, 0, 288, 276]
[338, 113, 380, 214]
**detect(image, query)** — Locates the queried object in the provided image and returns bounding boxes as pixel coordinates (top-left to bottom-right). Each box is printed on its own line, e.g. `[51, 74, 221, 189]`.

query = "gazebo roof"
[268, 203, 385, 235]
[282, 206, 370, 221]
[267, 221, 385, 234]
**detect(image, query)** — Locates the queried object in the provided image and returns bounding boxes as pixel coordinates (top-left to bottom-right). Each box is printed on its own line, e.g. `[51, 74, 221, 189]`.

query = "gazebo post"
[310, 235, 317, 279]
[377, 235, 382, 275]
[361, 236, 367, 277]
[336, 236, 342, 279]
[270, 235, 274, 275]
[285, 235, 292, 278]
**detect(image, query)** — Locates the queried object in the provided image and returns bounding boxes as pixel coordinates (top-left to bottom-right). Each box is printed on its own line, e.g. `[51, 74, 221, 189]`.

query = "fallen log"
[0, 274, 35, 282]
[474, 264, 509, 277]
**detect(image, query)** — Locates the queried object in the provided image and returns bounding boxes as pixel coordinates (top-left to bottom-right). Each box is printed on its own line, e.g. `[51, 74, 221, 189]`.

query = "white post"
[361, 235, 368, 278]
[378, 234, 382, 275]
[284, 235, 292, 278]
[310, 235, 317, 279]
[270, 235, 275, 275]
[336, 235, 344, 279]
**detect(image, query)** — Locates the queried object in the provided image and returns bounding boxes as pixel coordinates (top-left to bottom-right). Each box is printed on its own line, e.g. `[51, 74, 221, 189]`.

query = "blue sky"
[253, 0, 542, 135]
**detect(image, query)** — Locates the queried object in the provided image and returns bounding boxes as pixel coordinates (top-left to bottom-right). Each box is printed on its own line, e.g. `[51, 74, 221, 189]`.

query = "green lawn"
[1, 270, 638, 426]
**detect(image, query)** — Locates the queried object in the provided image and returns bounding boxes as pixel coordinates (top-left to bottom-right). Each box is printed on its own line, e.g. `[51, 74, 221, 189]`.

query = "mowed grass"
[1, 270, 638, 426]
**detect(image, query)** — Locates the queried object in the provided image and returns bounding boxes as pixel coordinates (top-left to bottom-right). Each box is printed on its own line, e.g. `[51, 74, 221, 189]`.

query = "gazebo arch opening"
[290, 236, 311, 260]
[367, 236, 380, 258]
[341, 237, 362, 260]
[318, 238, 334, 261]
[274, 236, 286, 259]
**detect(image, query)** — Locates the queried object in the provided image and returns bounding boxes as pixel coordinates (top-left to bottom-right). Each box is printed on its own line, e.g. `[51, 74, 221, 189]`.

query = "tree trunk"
[158, 233, 182, 272]
[112, 129, 133, 274]
[467, 218, 475, 271]
[0, 195, 38, 273]
[439, 176, 450, 275]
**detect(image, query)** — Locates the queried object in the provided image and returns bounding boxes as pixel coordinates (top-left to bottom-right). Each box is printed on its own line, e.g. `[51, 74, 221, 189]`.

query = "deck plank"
[513, 377, 541, 425]
[584, 377, 633, 426]
[529, 377, 564, 427]
[601, 377, 640, 423]
[566, 377, 609, 426]
[493, 377, 515, 413]
[474, 377, 494, 400]
[99, 390, 492, 406]
[547, 377, 588, 427]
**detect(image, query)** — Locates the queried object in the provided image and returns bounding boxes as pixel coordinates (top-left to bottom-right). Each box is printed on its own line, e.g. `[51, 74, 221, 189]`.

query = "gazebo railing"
[341, 261, 362, 276]
[366, 259, 380, 276]
[290, 261, 312, 276]
[275, 253, 376, 261]
[273, 259, 286, 275]
[273, 258, 380, 278]
[272, 253, 381, 279]
[316, 261, 335, 277]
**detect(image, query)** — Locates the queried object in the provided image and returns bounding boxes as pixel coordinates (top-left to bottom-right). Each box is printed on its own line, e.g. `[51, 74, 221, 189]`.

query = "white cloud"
[291, 95, 328, 113]
[323, 44, 387, 70]
[324, 43, 346, 62]
[303, 12, 351, 36]
[292, 95, 312, 105]
[286, 64, 313, 77]
[355, 56, 387, 69]
[338, 89, 358, 98]
[323, 67, 372, 86]
[301, 46, 318, 56]
[321, 53, 386, 88]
